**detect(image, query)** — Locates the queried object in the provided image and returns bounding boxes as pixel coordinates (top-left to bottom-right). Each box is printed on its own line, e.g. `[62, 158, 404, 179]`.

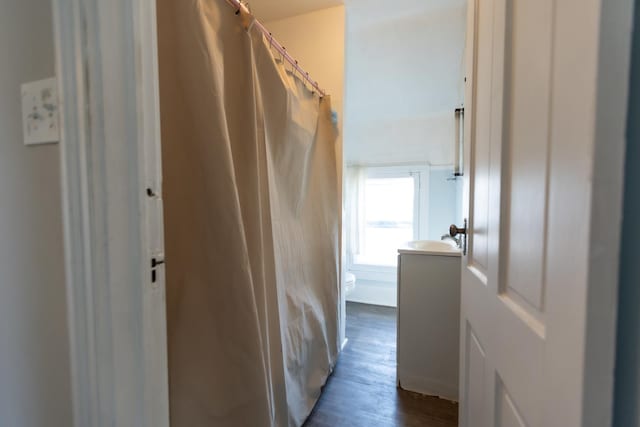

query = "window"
[354, 175, 416, 266]
[347, 165, 428, 272]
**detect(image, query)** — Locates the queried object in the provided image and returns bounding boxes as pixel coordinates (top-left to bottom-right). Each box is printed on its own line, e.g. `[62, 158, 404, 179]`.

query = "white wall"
[0, 1, 72, 425]
[427, 167, 460, 240]
[344, 0, 466, 166]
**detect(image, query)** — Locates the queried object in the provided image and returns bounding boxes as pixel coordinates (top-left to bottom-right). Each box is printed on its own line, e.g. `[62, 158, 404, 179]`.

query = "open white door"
[458, 0, 634, 426]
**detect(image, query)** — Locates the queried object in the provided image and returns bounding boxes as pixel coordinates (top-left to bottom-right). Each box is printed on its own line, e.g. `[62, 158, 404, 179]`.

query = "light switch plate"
[21, 77, 60, 145]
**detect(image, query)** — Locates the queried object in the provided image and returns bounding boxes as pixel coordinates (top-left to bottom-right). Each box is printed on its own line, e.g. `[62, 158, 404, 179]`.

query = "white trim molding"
[52, 0, 169, 425]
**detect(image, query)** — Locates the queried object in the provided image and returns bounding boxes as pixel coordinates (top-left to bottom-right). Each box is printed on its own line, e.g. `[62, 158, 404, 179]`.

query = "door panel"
[502, 0, 554, 313]
[464, 325, 486, 424]
[496, 377, 526, 427]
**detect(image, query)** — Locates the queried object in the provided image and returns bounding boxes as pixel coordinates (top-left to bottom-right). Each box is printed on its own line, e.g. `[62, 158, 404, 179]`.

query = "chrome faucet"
[441, 234, 460, 248]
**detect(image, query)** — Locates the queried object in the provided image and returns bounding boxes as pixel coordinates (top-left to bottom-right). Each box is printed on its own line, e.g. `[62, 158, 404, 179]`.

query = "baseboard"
[346, 280, 397, 307]
[397, 369, 459, 402]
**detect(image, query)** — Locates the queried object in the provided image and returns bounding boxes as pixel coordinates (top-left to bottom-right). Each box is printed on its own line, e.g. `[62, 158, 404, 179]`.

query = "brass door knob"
[449, 223, 467, 237]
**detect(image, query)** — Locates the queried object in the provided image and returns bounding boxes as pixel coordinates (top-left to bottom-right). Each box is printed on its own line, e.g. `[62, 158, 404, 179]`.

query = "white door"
[458, 0, 633, 426]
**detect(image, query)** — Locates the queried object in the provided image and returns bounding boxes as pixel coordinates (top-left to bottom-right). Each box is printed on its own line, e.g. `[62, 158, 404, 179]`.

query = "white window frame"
[347, 164, 429, 281]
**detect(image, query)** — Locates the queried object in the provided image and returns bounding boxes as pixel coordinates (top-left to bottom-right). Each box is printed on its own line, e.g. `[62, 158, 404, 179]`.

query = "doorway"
[249, 0, 467, 425]
[51, 0, 635, 424]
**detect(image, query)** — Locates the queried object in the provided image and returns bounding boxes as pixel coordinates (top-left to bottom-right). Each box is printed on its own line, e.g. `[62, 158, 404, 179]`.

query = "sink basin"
[398, 240, 461, 257]
[407, 240, 457, 251]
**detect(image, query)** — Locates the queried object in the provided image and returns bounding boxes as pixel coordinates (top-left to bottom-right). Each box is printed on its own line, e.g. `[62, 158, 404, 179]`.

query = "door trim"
[52, 0, 169, 425]
[583, 0, 636, 423]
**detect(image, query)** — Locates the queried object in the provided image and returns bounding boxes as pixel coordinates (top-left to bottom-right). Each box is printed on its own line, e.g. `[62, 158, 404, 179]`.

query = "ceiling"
[248, 0, 344, 22]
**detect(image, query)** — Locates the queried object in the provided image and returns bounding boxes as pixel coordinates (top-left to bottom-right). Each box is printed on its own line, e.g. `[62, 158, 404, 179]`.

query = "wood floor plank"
[304, 302, 458, 427]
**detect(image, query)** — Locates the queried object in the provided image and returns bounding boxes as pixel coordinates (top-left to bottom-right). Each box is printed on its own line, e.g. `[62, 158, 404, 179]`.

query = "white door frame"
[52, 0, 169, 425]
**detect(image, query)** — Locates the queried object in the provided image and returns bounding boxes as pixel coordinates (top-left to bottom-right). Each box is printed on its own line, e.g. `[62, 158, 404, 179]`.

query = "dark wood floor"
[304, 302, 458, 427]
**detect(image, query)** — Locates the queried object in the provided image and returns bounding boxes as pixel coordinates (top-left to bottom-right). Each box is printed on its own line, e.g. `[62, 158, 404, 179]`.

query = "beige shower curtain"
[157, 1, 340, 426]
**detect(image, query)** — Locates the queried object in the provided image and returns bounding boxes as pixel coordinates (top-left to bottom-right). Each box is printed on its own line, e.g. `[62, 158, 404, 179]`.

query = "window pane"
[354, 176, 415, 266]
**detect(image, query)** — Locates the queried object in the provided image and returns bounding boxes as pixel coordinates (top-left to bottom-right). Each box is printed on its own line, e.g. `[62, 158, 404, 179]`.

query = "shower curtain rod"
[224, 0, 327, 97]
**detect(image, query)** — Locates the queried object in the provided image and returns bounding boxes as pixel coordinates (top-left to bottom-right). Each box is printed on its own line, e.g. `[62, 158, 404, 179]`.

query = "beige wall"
[0, 0, 72, 425]
[251, 0, 343, 22]
[266, 5, 346, 144]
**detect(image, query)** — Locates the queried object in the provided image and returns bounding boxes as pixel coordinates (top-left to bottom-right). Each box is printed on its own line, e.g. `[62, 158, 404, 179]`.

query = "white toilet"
[345, 272, 356, 296]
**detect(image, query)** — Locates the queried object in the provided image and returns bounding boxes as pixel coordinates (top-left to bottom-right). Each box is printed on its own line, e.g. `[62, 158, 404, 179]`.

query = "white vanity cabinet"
[396, 241, 461, 401]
